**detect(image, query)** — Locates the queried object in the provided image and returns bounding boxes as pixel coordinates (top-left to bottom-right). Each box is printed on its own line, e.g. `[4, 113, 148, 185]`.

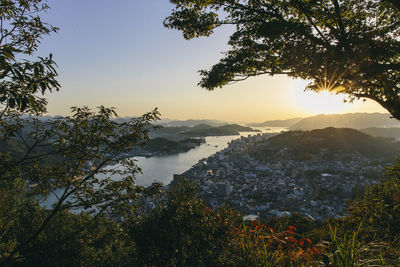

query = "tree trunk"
[381, 99, 400, 122]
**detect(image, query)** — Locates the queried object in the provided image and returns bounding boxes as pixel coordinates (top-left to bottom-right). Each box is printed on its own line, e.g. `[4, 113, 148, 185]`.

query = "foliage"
[26, 212, 137, 266]
[323, 223, 391, 267]
[250, 127, 400, 162]
[128, 179, 242, 266]
[232, 160, 400, 266]
[262, 213, 323, 237]
[347, 161, 400, 242]
[126, 175, 400, 267]
[0, 0, 60, 114]
[165, 0, 400, 120]
[0, 1, 161, 265]
[1, 0, 400, 265]
[145, 137, 204, 153]
[1, 201, 137, 266]
[236, 221, 323, 266]
[0, 106, 160, 264]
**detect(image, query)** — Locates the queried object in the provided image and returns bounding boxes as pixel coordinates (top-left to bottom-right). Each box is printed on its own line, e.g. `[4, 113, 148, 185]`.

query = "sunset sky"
[37, 0, 386, 123]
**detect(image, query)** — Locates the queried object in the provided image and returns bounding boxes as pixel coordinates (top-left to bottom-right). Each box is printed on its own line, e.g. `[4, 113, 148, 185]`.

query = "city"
[177, 131, 389, 220]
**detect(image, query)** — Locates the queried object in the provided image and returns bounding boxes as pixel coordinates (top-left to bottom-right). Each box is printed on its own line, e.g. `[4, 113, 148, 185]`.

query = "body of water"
[133, 127, 286, 186]
[44, 127, 286, 207]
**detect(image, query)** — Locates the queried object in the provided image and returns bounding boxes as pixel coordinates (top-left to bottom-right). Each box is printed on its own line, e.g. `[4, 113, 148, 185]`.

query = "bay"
[132, 127, 286, 186]
[44, 127, 286, 207]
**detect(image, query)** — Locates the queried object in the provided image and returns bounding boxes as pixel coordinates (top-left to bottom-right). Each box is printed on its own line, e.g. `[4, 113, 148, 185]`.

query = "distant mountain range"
[156, 119, 229, 127]
[289, 113, 400, 130]
[247, 118, 304, 127]
[111, 118, 230, 127]
[20, 115, 229, 128]
[247, 113, 400, 130]
[23, 112, 400, 135]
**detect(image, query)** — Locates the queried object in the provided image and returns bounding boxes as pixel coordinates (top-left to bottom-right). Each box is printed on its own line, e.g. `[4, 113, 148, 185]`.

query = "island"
[152, 123, 260, 138]
[126, 137, 205, 157]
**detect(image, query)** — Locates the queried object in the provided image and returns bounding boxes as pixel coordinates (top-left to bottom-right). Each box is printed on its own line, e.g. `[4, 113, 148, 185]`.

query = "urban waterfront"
[43, 127, 285, 207]
[129, 127, 286, 186]
[179, 129, 389, 220]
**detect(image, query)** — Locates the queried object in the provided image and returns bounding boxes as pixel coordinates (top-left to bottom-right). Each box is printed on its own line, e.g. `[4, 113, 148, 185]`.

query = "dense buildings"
[178, 130, 394, 220]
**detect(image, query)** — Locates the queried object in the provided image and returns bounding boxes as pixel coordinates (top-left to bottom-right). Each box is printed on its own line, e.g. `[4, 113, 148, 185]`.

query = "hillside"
[182, 124, 259, 137]
[145, 138, 204, 153]
[250, 127, 400, 161]
[0, 138, 63, 167]
[247, 117, 303, 127]
[360, 127, 400, 139]
[290, 113, 400, 130]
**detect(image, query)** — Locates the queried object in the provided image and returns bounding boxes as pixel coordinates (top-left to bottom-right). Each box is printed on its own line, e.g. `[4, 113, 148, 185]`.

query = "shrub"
[347, 162, 400, 242]
[235, 221, 324, 266]
[128, 180, 242, 266]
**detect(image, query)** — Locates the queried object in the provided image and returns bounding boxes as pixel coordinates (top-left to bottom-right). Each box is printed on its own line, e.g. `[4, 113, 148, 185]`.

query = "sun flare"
[293, 86, 350, 115]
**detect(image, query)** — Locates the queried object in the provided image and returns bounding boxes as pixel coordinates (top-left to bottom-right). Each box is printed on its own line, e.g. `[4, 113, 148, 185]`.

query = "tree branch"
[332, 0, 349, 51]
[293, 0, 331, 46]
[231, 70, 293, 82]
[382, 0, 400, 10]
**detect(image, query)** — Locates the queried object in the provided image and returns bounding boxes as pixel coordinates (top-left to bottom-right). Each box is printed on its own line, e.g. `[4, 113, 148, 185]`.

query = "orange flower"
[204, 206, 213, 213]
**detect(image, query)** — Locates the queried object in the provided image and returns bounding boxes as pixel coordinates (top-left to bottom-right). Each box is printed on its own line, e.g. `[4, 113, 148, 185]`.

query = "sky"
[36, 0, 386, 123]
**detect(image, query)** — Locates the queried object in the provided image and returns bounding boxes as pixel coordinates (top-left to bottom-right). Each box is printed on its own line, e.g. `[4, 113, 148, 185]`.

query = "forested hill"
[182, 124, 259, 137]
[153, 124, 259, 138]
[360, 127, 400, 139]
[251, 127, 400, 161]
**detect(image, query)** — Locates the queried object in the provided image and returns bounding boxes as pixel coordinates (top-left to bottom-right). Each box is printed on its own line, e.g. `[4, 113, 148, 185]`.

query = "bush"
[347, 162, 400, 242]
[128, 180, 242, 266]
[235, 221, 324, 266]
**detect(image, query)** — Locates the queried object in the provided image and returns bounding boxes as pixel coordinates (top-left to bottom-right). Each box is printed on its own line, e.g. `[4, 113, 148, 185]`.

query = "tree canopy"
[0, 1, 162, 264]
[165, 0, 400, 120]
[1, 1, 400, 265]
[0, 0, 60, 114]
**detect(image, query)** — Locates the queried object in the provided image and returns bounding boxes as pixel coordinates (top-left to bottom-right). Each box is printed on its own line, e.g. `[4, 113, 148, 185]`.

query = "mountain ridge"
[289, 113, 400, 130]
[250, 127, 400, 161]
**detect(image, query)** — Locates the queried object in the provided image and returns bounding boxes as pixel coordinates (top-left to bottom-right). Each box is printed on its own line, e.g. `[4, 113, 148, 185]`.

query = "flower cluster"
[235, 221, 324, 266]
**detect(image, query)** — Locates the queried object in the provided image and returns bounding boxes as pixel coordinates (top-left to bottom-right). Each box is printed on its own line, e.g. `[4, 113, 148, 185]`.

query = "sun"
[293, 82, 350, 115]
